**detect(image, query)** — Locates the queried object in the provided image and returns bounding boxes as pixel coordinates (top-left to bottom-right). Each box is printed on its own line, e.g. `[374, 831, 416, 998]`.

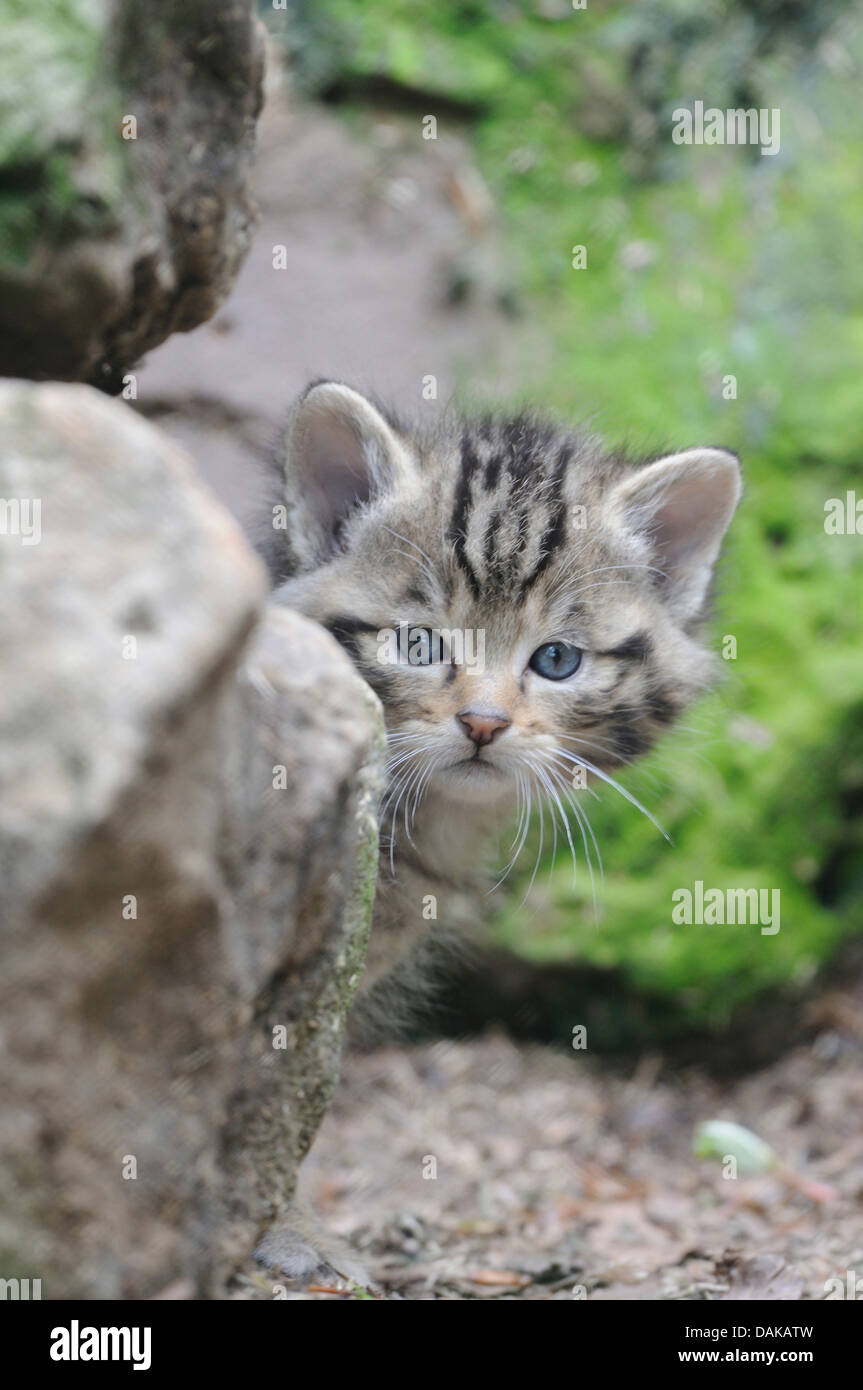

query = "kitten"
[255, 379, 740, 1283]
[266, 380, 741, 997]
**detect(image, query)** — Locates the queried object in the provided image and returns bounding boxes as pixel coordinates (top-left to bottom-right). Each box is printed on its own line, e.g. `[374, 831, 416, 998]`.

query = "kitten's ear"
[283, 382, 415, 561]
[612, 448, 741, 619]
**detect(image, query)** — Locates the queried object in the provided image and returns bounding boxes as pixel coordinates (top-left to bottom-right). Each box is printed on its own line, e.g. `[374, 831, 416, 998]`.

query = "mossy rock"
[0, 0, 264, 386]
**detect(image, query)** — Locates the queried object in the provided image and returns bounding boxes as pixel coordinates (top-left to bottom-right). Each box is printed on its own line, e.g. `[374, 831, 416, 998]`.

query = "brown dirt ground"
[231, 999, 863, 1300]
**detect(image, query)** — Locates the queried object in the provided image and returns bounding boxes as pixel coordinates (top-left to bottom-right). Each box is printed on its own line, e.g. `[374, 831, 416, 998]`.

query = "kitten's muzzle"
[456, 710, 511, 747]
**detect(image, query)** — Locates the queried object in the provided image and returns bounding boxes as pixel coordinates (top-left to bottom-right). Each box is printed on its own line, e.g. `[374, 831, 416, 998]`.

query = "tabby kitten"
[267, 380, 741, 996]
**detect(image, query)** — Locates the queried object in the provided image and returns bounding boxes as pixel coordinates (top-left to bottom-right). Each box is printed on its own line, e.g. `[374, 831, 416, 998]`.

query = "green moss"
[0, 0, 128, 264]
[335, 687, 387, 1013]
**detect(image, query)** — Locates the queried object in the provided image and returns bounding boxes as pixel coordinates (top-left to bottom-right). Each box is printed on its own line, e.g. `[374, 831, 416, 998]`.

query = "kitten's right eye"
[529, 641, 582, 680]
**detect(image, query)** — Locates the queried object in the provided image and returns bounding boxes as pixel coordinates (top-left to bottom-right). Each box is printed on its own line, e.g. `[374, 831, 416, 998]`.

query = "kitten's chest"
[391, 791, 509, 882]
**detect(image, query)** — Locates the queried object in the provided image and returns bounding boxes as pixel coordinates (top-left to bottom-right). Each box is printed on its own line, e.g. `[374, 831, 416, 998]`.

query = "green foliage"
[276, 0, 863, 1029]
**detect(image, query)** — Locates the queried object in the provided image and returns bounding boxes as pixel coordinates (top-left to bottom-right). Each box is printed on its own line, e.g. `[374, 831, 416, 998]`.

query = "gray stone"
[0, 381, 384, 1297]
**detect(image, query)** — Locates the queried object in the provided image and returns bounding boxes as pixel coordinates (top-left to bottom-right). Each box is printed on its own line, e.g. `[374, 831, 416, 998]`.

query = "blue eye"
[529, 641, 582, 680]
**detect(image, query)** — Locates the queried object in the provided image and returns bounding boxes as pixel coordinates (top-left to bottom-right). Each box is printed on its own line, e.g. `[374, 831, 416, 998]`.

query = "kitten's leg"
[253, 1193, 371, 1288]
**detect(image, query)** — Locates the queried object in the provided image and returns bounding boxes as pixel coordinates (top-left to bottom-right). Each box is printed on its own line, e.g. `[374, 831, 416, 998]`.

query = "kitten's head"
[273, 382, 741, 809]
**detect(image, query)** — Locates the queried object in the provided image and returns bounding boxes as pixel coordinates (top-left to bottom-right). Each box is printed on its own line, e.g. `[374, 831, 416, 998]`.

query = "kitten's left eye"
[529, 641, 582, 680]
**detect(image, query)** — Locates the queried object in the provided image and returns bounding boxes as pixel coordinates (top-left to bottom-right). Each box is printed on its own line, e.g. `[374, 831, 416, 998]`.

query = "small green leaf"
[693, 1121, 776, 1176]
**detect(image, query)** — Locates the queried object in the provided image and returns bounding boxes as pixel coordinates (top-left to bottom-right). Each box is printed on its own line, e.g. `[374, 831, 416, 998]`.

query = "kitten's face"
[274, 385, 741, 813]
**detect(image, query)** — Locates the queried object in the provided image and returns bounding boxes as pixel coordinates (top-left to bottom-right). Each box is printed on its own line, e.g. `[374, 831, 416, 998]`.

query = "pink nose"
[457, 711, 511, 746]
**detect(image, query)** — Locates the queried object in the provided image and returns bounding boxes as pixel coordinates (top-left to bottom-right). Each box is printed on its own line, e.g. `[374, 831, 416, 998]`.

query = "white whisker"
[554, 748, 671, 842]
[529, 754, 578, 890]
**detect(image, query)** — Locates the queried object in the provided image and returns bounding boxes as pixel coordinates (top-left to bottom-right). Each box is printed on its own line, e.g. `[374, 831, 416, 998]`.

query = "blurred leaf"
[693, 1120, 776, 1175]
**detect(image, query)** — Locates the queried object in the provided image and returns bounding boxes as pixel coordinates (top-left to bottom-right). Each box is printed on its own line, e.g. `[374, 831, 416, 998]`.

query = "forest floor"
[276, 1004, 863, 1300]
[137, 62, 863, 1303]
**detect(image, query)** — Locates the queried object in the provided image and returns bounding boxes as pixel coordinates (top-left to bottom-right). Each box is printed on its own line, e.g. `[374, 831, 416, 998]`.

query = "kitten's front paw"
[254, 1226, 327, 1282]
[254, 1208, 371, 1289]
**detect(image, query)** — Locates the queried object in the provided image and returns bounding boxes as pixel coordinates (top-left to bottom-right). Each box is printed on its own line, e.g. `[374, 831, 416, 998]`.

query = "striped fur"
[267, 382, 741, 1005]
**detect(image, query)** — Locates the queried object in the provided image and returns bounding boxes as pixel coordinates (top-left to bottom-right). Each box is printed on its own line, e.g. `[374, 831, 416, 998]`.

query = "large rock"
[0, 382, 384, 1298]
[0, 1, 265, 389]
